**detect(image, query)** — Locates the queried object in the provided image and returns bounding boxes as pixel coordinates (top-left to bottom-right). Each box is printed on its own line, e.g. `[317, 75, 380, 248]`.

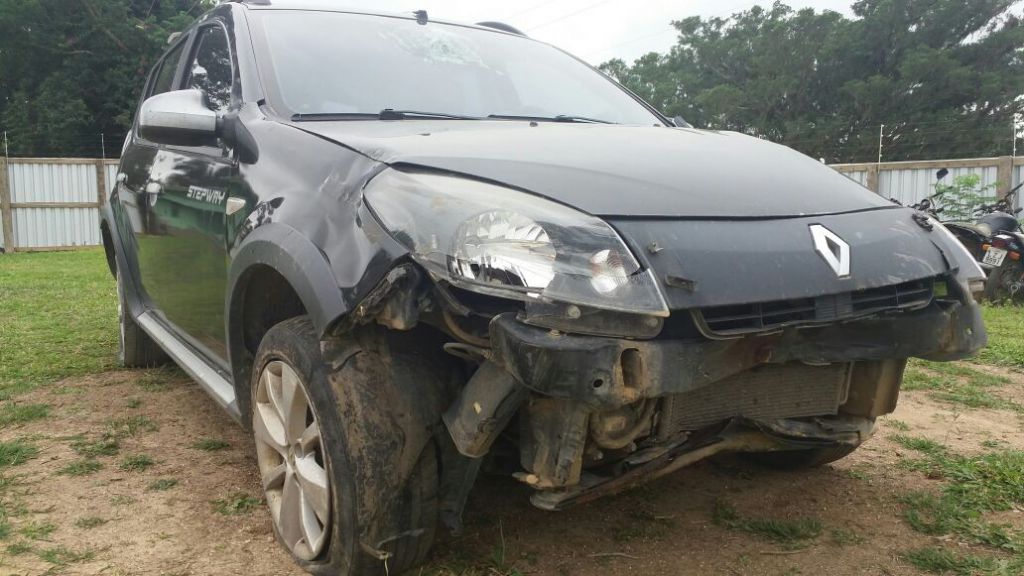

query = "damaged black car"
[100, 2, 988, 575]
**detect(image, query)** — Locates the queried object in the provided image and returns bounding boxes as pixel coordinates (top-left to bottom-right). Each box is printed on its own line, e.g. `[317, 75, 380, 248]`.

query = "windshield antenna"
[414, 10, 428, 25]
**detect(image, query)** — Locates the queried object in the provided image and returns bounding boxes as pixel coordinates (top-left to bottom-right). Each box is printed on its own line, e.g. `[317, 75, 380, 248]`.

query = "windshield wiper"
[290, 110, 480, 122]
[487, 114, 616, 124]
[378, 109, 480, 120]
[291, 112, 378, 121]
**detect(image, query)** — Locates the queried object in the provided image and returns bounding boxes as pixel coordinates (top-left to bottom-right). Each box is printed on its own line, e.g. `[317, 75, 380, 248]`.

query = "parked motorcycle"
[977, 192, 1024, 303]
[892, 169, 1023, 303]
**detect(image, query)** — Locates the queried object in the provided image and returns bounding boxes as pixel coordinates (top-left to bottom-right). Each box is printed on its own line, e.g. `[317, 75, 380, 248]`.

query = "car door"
[118, 21, 239, 362]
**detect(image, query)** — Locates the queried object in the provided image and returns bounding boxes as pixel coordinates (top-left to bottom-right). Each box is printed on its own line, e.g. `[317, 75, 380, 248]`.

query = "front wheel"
[251, 317, 441, 576]
[984, 264, 1024, 304]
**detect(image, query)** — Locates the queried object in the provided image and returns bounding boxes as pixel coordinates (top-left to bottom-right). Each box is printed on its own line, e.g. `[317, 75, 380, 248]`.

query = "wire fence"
[0, 114, 1019, 165]
[1, 131, 127, 161]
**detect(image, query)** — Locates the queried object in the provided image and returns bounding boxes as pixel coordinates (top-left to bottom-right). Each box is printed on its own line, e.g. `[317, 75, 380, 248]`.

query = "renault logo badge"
[809, 224, 850, 277]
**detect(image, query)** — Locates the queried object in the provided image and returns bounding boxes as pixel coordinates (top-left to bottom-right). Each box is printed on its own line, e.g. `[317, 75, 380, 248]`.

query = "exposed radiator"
[658, 362, 852, 437]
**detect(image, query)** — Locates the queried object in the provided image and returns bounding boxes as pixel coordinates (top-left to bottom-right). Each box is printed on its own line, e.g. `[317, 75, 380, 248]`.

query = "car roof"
[225, 0, 522, 35]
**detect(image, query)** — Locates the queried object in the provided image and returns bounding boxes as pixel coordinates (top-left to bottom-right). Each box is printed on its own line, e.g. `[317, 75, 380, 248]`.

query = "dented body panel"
[100, 3, 989, 549]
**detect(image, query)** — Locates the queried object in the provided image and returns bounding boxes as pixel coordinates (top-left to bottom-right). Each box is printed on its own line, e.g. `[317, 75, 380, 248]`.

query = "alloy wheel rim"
[253, 360, 331, 560]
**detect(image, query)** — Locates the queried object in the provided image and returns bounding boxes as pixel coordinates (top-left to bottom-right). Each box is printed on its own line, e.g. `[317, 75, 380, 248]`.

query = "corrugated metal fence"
[0, 158, 117, 252]
[830, 156, 1024, 209]
[0, 155, 1021, 253]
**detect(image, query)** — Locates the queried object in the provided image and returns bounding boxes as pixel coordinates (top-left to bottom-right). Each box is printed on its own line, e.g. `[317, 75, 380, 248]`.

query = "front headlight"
[364, 170, 669, 317]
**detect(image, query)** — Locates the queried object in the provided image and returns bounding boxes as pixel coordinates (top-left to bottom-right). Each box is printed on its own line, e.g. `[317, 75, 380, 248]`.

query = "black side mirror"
[936, 168, 949, 181]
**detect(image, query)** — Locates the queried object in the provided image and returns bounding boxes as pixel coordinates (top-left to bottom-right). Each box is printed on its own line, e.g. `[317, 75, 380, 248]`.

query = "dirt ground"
[1, 365, 1022, 576]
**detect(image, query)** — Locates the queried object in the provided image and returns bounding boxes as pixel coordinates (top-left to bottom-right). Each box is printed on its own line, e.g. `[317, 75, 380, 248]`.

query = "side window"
[186, 25, 234, 113]
[150, 40, 188, 97]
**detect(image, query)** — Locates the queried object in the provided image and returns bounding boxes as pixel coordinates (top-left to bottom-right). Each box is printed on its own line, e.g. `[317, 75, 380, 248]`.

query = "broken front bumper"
[443, 298, 985, 508]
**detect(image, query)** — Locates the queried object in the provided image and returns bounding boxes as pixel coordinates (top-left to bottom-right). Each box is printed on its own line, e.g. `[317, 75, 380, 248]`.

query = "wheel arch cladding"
[227, 222, 349, 426]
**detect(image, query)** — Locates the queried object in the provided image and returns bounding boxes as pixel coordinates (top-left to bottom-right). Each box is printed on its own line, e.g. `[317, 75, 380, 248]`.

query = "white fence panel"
[1, 159, 117, 251]
[878, 165, 1000, 206]
[8, 162, 97, 204]
[839, 170, 868, 187]
[12, 206, 101, 249]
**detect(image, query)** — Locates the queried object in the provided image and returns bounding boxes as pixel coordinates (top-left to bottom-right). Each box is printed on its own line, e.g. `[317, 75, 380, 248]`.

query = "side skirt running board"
[136, 311, 241, 422]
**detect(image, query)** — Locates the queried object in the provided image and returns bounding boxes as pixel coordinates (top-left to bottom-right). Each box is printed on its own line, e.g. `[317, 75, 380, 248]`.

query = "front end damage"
[340, 255, 985, 523]
[443, 288, 981, 511]
[340, 167, 987, 528]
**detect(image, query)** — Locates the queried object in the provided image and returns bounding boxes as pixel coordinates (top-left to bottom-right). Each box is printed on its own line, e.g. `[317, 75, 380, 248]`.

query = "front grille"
[657, 362, 851, 438]
[693, 277, 936, 337]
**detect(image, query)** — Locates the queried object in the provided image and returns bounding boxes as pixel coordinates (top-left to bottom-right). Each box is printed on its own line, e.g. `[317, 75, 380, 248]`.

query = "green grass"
[904, 547, 1024, 576]
[73, 516, 107, 529]
[119, 454, 154, 472]
[106, 415, 157, 438]
[70, 434, 120, 458]
[135, 368, 181, 392]
[57, 459, 103, 477]
[5, 540, 33, 555]
[0, 402, 50, 427]
[713, 500, 823, 547]
[0, 250, 117, 400]
[977, 306, 1024, 369]
[36, 544, 96, 565]
[903, 361, 1020, 412]
[892, 434, 947, 456]
[19, 521, 55, 540]
[147, 478, 178, 491]
[897, 440, 1024, 566]
[0, 439, 38, 467]
[191, 438, 230, 452]
[212, 492, 262, 515]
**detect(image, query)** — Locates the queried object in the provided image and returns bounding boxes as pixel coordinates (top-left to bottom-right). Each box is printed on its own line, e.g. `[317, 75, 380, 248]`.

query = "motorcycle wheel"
[984, 264, 1024, 304]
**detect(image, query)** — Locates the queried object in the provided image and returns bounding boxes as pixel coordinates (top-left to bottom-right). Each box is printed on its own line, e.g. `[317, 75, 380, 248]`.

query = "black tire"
[116, 269, 167, 368]
[743, 445, 858, 470]
[984, 264, 1024, 304]
[252, 316, 445, 576]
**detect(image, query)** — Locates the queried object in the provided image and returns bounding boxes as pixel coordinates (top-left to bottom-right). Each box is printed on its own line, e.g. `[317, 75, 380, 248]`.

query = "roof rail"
[476, 21, 527, 36]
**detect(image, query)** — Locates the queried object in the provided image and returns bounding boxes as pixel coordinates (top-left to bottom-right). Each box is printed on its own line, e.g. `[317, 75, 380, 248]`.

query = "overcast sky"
[329, 0, 855, 64]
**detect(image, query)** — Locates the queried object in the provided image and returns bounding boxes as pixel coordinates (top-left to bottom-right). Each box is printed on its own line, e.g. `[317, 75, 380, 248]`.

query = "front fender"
[227, 222, 348, 339]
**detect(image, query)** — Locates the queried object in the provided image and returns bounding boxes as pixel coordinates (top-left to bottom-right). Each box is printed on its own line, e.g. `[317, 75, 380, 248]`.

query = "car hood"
[288, 120, 894, 218]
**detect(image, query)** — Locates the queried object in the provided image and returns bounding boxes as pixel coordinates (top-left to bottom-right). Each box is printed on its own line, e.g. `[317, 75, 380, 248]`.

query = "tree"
[601, 0, 1024, 163]
[0, 0, 213, 157]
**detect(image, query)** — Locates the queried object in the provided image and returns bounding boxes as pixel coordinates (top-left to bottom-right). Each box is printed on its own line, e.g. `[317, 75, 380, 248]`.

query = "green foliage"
[601, 1, 1024, 163]
[0, 0, 215, 157]
[934, 174, 999, 222]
